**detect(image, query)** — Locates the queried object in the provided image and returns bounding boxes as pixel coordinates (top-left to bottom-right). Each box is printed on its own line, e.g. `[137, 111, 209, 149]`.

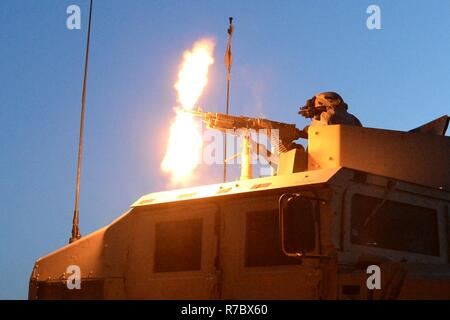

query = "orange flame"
[161, 39, 215, 185]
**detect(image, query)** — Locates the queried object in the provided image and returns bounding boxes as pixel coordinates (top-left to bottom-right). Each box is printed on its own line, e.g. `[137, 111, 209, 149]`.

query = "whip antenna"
[70, 0, 93, 243]
[223, 17, 234, 182]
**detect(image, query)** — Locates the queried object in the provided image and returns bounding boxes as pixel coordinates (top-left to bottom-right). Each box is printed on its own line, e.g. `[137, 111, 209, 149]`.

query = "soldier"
[299, 91, 362, 127]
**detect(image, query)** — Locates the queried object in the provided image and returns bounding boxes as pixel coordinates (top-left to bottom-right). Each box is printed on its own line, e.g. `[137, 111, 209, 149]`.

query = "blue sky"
[1, 0, 449, 299]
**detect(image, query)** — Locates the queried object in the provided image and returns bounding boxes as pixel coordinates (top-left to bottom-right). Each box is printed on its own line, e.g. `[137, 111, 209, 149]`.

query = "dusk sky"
[1, 0, 449, 299]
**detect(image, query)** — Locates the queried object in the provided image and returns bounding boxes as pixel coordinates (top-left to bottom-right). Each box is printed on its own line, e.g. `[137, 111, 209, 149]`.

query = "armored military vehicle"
[29, 116, 450, 299]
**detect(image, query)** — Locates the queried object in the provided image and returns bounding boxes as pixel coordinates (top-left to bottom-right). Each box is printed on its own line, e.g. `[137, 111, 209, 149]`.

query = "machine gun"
[187, 108, 306, 148]
[185, 108, 306, 180]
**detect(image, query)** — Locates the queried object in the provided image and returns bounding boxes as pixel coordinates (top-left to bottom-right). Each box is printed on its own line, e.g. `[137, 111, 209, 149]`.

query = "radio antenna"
[70, 0, 93, 243]
[223, 17, 234, 182]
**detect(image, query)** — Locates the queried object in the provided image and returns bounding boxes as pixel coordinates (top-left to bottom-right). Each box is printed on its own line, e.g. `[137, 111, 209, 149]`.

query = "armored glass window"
[154, 218, 203, 272]
[351, 194, 439, 256]
[245, 210, 302, 267]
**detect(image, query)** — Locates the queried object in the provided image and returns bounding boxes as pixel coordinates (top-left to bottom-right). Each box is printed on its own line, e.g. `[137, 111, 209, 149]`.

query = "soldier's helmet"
[314, 92, 348, 110]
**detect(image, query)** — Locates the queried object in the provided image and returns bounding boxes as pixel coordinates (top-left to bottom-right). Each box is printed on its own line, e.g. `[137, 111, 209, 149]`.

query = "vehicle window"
[245, 210, 302, 267]
[351, 194, 439, 256]
[154, 218, 203, 272]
